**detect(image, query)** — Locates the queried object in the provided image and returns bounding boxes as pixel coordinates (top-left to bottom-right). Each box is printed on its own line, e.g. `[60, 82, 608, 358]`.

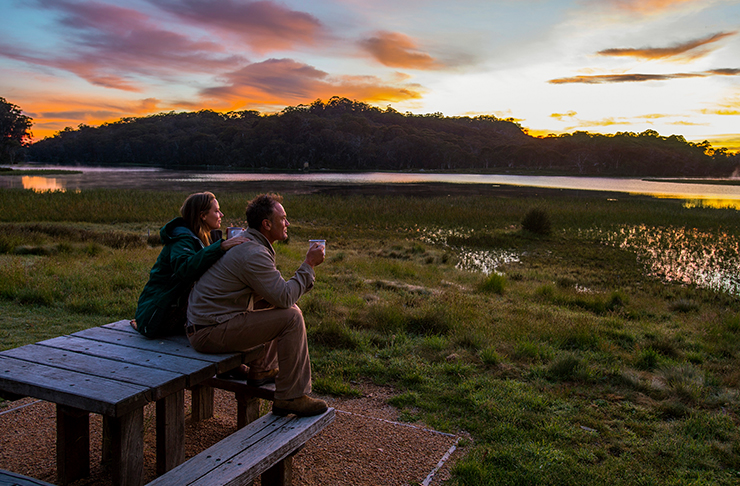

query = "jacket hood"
[160, 217, 203, 247]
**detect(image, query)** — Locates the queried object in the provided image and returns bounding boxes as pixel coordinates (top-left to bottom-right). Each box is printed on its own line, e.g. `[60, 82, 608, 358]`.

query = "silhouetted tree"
[0, 97, 33, 163]
[26, 97, 740, 177]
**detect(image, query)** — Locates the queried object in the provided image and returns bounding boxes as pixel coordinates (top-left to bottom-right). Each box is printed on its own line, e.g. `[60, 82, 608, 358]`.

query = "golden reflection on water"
[22, 176, 66, 192]
[422, 224, 740, 295]
[419, 226, 520, 275]
[682, 199, 740, 210]
[590, 225, 740, 295]
[647, 193, 740, 210]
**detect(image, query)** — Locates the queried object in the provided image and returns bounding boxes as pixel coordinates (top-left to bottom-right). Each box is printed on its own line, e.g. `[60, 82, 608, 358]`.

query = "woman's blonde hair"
[180, 192, 216, 245]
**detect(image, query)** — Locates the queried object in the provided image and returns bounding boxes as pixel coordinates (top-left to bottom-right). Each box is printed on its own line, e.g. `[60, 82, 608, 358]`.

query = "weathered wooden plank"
[145, 409, 335, 486]
[35, 336, 215, 387]
[102, 320, 141, 335]
[2, 345, 185, 401]
[107, 408, 145, 486]
[56, 405, 89, 485]
[0, 469, 56, 486]
[189, 385, 214, 422]
[72, 326, 234, 364]
[102, 320, 269, 374]
[155, 390, 185, 475]
[0, 356, 148, 417]
[204, 377, 276, 401]
[192, 409, 335, 486]
[236, 395, 261, 430]
[261, 455, 293, 486]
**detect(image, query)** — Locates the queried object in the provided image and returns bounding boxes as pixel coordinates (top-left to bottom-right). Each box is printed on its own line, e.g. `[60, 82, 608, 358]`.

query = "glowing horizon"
[2, 0, 739, 152]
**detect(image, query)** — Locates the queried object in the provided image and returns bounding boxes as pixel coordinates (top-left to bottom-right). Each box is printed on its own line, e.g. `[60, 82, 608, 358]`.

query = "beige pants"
[188, 305, 311, 400]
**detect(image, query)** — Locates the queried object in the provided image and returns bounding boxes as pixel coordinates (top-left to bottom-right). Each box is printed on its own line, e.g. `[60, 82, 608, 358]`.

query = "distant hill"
[27, 97, 740, 177]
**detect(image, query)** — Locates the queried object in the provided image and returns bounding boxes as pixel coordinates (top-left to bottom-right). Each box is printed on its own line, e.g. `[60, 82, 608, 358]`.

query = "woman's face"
[201, 199, 223, 231]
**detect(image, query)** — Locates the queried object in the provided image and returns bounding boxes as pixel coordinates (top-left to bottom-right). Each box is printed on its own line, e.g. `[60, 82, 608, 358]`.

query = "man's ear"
[261, 218, 271, 231]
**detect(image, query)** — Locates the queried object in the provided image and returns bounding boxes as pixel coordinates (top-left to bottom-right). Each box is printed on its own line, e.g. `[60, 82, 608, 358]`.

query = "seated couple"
[133, 192, 327, 417]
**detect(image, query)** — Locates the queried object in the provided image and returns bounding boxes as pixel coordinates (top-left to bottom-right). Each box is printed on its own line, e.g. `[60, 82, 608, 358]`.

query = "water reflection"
[22, 176, 65, 192]
[422, 223, 740, 295]
[586, 225, 740, 295]
[419, 227, 520, 275]
[682, 198, 740, 210]
[4, 166, 740, 207]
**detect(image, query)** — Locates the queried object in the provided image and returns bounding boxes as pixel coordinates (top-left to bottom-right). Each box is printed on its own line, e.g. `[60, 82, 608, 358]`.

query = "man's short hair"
[246, 193, 283, 229]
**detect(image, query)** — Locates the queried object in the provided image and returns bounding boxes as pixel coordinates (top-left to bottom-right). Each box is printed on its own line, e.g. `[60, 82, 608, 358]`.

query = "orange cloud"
[19, 96, 177, 140]
[549, 69, 739, 84]
[597, 31, 736, 61]
[200, 58, 424, 108]
[604, 0, 704, 14]
[150, 0, 326, 54]
[550, 111, 577, 120]
[359, 31, 442, 70]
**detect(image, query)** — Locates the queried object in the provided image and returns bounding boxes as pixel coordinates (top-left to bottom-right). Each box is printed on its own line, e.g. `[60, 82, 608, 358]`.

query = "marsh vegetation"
[1, 187, 739, 485]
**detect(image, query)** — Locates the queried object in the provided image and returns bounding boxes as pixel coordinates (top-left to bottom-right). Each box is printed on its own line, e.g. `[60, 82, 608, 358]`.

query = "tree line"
[20, 96, 740, 177]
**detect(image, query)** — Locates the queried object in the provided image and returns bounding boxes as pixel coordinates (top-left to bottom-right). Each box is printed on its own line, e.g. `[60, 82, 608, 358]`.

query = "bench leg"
[190, 384, 214, 422]
[261, 456, 293, 486]
[236, 393, 261, 429]
[107, 408, 144, 486]
[156, 390, 185, 475]
[56, 404, 90, 485]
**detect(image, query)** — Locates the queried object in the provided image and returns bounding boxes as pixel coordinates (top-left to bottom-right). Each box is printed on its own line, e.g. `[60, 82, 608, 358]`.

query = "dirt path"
[0, 385, 465, 485]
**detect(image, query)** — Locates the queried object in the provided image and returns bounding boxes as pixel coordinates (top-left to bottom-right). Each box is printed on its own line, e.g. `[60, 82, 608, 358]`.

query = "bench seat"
[146, 408, 334, 486]
[0, 469, 56, 486]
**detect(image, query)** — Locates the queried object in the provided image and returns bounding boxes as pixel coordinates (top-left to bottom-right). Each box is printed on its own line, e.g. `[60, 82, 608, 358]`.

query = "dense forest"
[27, 96, 740, 177]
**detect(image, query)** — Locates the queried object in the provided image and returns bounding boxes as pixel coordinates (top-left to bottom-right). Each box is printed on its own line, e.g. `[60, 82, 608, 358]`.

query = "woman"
[132, 192, 247, 338]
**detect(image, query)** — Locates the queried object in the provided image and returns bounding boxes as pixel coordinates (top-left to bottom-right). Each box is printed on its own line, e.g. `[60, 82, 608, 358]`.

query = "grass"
[1, 187, 739, 484]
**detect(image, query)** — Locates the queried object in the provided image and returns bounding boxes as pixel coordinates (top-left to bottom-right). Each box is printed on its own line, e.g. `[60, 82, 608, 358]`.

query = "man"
[186, 193, 327, 417]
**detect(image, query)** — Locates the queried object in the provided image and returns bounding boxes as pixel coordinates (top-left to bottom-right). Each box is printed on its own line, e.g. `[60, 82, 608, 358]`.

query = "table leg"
[190, 384, 214, 422]
[107, 408, 144, 486]
[56, 404, 90, 485]
[236, 392, 261, 429]
[156, 389, 185, 475]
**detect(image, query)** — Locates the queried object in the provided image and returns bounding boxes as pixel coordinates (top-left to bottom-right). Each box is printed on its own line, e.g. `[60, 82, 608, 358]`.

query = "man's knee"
[287, 305, 304, 326]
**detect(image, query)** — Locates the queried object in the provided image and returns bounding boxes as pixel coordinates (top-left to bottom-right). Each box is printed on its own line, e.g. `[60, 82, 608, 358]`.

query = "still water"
[4, 165, 740, 294]
[3, 165, 740, 209]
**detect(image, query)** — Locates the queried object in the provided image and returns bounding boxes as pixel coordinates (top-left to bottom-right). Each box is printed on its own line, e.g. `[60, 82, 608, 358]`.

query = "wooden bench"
[0, 469, 56, 486]
[0, 320, 265, 486]
[146, 408, 335, 486]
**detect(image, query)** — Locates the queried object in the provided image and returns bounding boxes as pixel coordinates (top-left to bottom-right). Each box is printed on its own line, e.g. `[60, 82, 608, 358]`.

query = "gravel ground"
[0, 384, 466, 485]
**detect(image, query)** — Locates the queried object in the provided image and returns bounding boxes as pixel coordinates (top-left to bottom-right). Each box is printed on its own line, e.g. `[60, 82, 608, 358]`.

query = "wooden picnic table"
[0, 320, 263, 486]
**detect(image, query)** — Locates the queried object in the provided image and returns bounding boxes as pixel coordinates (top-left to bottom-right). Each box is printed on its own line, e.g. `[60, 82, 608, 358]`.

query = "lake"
[3, 165, 740, 210]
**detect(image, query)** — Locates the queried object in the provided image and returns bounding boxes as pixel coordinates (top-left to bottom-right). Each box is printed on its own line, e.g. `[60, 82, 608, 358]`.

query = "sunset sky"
[2, 0, 739, 150]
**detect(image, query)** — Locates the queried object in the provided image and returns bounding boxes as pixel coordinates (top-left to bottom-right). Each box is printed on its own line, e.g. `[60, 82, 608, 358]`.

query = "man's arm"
[245, 248, 315, 309]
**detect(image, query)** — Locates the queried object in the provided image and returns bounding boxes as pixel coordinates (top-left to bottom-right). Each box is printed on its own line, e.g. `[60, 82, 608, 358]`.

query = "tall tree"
[0, 97, 33, 163]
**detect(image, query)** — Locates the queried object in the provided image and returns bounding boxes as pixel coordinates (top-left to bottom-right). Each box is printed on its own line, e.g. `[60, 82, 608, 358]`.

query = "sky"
[2, 0, 740, 151]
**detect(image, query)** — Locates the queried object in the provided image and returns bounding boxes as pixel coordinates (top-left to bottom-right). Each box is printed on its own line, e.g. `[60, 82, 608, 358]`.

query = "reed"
[1, 188, 739, 485]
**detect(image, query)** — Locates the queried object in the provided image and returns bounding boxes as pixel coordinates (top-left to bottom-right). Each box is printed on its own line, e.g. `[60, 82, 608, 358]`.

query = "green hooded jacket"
[134, 217, 225, 338]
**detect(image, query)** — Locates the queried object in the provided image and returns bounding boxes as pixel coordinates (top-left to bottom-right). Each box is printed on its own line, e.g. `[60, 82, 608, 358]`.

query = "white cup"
[309, 239, 326, 250]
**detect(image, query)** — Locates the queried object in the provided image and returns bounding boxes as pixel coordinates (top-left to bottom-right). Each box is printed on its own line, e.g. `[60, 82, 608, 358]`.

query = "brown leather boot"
[247, 368, 279, 387]
[272, 395, 328, 417]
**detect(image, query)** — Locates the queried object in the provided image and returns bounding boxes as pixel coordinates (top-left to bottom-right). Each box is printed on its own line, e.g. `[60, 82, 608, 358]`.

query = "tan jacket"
[187, 228, 315, 326]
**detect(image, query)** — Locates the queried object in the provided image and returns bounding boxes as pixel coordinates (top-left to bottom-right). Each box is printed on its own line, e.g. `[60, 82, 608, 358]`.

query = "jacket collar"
[246, 227, 274, 256]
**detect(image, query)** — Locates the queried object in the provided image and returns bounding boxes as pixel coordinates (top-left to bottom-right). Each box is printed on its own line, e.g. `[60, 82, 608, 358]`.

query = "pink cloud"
[151, 0, 326, 53]
[200, 58, 423, 107]
[2, 0, 246, 90]
[359, 31, 442, 70]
